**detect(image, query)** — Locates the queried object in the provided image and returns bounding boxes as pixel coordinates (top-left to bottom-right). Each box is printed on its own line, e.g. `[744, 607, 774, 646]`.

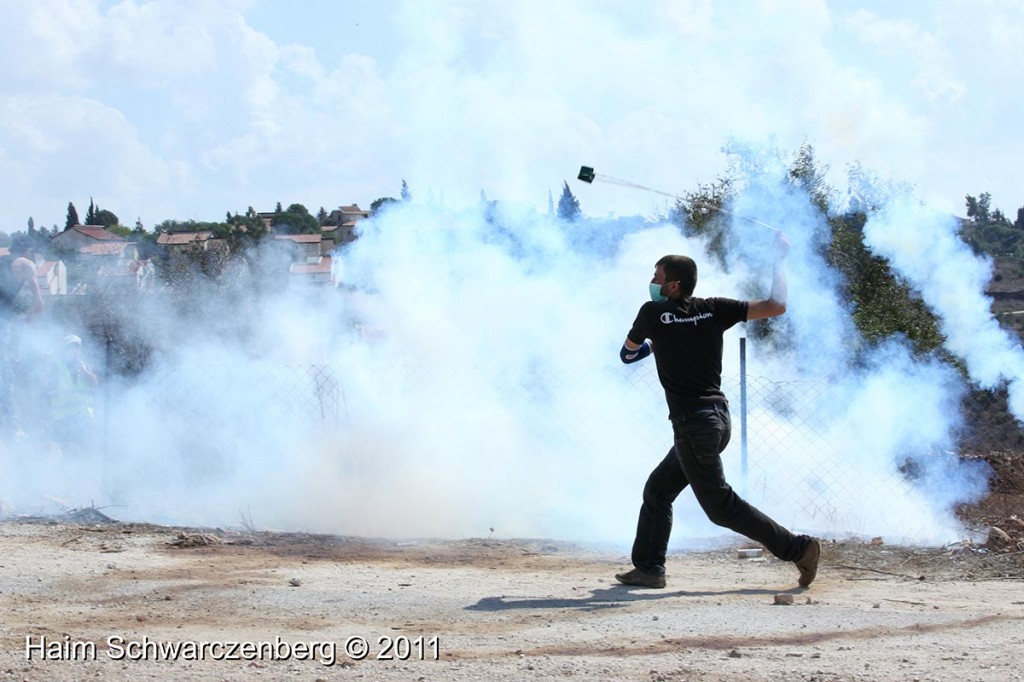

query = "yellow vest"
[51, 363, 94, 422]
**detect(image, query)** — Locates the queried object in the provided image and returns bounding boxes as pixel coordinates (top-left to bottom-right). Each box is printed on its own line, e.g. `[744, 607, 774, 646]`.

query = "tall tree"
[317, 206, 328, 225]
[669, 176, 734, 268]
[86, 197, 97, 225]
[787, 142, 833, 214]
[272, 203, 320, 234]
[401, 179, 411, 202]
[65, 202, 80, 230]
[964, 192, 993, 224]
[1015, 206, 1024, 230]
[977, 192, 992, 223]
[965, 194, 979, 221]
[557, 181, 581, 222]
[27, 216, 34, 232]
[370, 197, 399, 215]
[94, 209, 119, 228]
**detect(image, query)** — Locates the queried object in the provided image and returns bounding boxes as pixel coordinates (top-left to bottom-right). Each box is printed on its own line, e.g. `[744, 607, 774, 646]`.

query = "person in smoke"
[0, 237, 44, 436]
[49, 335, 99, 457]
[615, 230, 820, 589]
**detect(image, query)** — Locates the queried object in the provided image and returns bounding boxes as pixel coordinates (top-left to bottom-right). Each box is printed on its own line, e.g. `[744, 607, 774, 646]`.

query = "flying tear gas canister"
[576, 164, 778, 233]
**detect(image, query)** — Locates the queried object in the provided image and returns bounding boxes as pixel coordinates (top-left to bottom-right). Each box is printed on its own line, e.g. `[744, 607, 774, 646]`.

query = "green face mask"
[649, 283, 668, 302]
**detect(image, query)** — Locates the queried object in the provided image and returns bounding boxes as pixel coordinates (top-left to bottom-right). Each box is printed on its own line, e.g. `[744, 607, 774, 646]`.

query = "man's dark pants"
[630, 401, 809, 575]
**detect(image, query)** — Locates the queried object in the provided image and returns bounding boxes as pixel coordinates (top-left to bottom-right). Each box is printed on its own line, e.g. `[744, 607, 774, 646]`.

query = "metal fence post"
[739, 336, 748, 496]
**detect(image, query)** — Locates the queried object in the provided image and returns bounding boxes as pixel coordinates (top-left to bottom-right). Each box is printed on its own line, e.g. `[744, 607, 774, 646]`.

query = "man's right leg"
[673, 405, 818, 584]
[617, 447, 688, 587]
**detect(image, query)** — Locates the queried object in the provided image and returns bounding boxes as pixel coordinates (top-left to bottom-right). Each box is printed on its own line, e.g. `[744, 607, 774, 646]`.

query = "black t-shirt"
[627, 296, 748, 417]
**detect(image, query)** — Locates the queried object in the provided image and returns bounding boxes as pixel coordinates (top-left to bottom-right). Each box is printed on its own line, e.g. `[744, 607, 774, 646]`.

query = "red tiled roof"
[71, 226, 121, 241]
[157, 231, 213, 245]
[338, 204, 369, 217]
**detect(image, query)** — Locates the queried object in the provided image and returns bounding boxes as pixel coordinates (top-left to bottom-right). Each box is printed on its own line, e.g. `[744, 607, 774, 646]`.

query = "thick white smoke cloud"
[862, 198, 1024, 419]
[0, 157, 995, 548]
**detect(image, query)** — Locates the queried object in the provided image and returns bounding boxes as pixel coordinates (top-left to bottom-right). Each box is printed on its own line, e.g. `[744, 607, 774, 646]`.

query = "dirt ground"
[1, 516, 1022, 682]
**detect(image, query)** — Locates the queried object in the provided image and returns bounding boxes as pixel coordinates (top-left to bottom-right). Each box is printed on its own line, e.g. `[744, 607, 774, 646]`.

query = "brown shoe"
[615, 567, 666, 589]
[796, 538, 820, 587]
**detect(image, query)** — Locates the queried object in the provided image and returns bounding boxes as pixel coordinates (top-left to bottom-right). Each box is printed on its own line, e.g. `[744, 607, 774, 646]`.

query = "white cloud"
[1, 0, 1022, 228]
[0, 93, 175, 227]
[844, 9, 966, 103]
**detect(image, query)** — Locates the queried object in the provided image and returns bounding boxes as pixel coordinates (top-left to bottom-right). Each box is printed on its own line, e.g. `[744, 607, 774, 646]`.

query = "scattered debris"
[59, 507, 118, 525]
[238, 507, 259, 534]
[167, 532, 222, 548]
[737, 548, 763, 559]
[288, 578, 302, 587]
[834, 563, 921, 580]
[883, 598, 928, 607]
[985, 525, 1023, 552]
[774, 594, 795, 606]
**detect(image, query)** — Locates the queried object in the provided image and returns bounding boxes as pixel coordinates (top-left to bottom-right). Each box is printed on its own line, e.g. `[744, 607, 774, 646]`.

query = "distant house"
[256, 212, 276, 230]
[321, 223, 339, 240]
[320, 235, 336, 256]
[156, 231, 214, 250]
[50, 225, 122, 252]
[155, 231, 229, 279]
[289, 256, 336, 287]
[35, 260, 68, 296]
[325, 204, 370, 244]
[273, 233, 323, 263]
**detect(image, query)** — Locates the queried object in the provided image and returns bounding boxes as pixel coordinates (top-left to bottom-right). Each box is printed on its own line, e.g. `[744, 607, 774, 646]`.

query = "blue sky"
[1, 0, 1021, 231]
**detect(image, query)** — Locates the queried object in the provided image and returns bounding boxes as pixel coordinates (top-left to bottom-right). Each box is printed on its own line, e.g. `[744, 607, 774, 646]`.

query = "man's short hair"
[656, 255, 698, 298]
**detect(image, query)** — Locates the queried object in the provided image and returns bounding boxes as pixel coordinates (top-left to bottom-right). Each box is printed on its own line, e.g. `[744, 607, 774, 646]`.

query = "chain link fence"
[98, 346, 1023, 454]
[12, 333, 1017, 536]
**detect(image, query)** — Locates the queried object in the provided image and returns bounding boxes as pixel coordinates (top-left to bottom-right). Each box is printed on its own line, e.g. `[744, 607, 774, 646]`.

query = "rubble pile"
[984, 515, 1024, 553]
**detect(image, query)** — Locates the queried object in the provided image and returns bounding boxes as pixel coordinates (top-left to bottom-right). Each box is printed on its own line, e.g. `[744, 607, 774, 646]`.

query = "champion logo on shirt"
[661, 311, 713, 325]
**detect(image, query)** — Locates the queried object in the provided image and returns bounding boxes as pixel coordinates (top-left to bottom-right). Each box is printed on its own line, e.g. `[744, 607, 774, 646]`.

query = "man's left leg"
[673, 403, 816, 574]
[616, 446, 688, 588]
